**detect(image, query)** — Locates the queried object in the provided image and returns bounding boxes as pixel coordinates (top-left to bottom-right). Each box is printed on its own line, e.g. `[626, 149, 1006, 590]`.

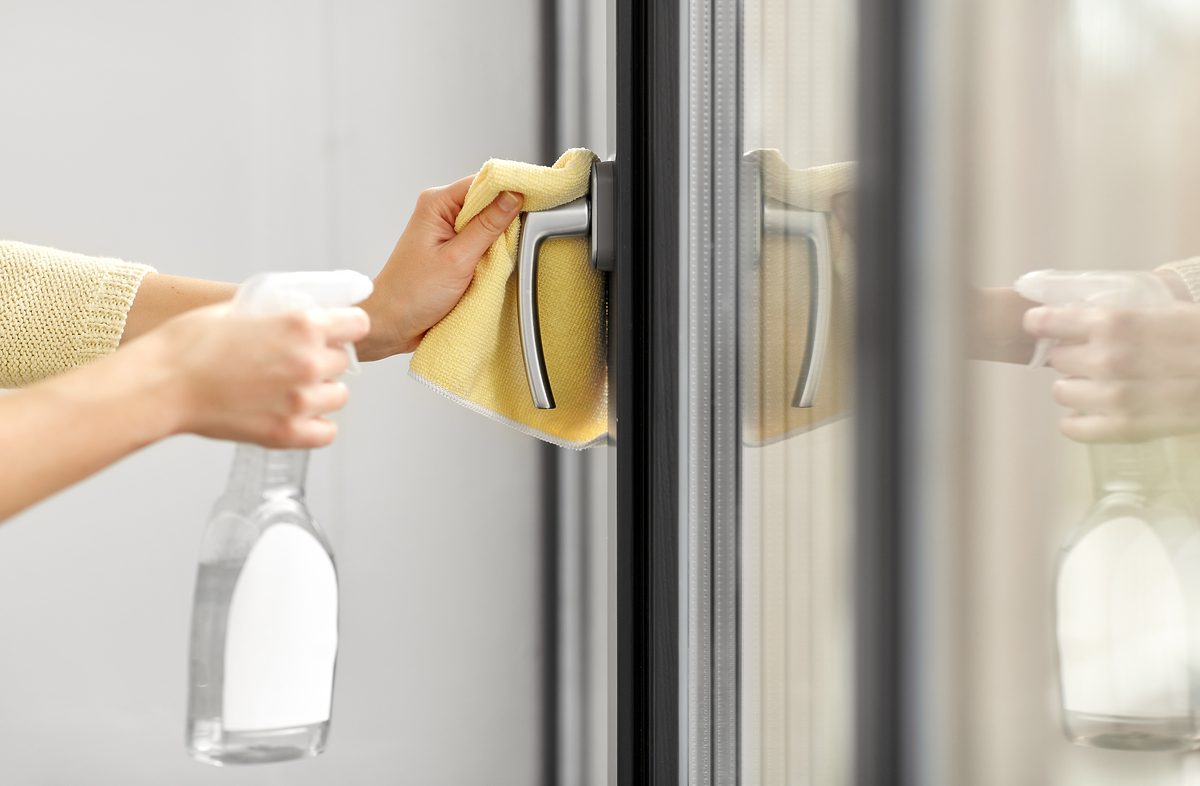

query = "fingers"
[1045, 342, 1099, 378]
[263, 382, 348, 448]
[1059, 414, 1129, 443]
[441, 174, 478, 208]
[1059, 412, 1175, 443]
[311, 381, 350, 414]
[414, 175, 480, 230]
[290, 381, 350, 417]
[1023, 306, 1094, 341]
[273, 309, 367, 381]
[272, 417, 339, 449]
[1051, 377, 1143, 416]
[417, 175, 476, 217]
[448, 191, 524, 268]
[311, 307, 371, 345]
[1050, 377, 1200, 442]
[272, 312, 361, 449]
[1025, 301, 1200, 442]
[312, 347, 351, 380]
[1046, 338, 1142, 379]
[294, 418, 339, 448]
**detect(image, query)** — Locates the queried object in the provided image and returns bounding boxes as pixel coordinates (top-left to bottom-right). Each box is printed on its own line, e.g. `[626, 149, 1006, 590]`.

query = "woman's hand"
[1023, 301, 1200, 442]
[118, 176, 521, 362]
[142, 304, 370, 448]
[357, 176, 523, 360]
[0, 304, 369, 521]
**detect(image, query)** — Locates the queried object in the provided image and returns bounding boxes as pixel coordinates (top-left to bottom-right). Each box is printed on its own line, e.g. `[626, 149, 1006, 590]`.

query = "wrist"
[112, 330, 196, 442]
[358, 284, 417, 360]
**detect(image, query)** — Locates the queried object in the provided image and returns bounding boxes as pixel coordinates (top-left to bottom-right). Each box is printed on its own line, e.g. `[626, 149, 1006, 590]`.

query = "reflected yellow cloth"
[410, 149, 607, 449]
[0, 240, 153, 388]
[743, 150, 856, 445]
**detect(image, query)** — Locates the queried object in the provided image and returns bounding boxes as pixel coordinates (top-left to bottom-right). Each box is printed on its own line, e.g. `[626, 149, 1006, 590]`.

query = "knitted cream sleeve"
[0, 240, 154, 388]
[1158, 257, 1200, 303]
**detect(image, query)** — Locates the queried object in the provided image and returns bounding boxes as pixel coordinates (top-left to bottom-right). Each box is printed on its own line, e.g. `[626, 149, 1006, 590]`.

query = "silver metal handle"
[516, 160, 615, 410]
[762, 204, 833, 409]
[518, 197, 590, 410]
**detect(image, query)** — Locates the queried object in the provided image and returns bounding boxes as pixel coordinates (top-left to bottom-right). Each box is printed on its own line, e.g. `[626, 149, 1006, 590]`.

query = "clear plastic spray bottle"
[1016, 270, 1200, 752]
[186, 270, 373, 766]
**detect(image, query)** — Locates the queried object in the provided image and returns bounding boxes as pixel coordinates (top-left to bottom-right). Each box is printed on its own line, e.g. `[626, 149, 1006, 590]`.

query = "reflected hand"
[1023, 300, 1200, 442]
[358, 176, 523, 360]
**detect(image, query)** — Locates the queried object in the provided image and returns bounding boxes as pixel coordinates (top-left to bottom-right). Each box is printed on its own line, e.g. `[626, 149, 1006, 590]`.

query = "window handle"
[761, 203, 833, 408]
[516, 160, 615, 410]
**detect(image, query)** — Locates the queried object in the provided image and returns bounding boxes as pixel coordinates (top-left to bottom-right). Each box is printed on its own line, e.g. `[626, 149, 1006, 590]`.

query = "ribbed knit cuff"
[1157, 257, 1200, 303]
[75, 260, 154, 363]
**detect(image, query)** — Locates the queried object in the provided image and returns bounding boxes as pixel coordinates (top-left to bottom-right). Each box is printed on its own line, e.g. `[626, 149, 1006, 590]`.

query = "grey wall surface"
[0, 1, 545, 783]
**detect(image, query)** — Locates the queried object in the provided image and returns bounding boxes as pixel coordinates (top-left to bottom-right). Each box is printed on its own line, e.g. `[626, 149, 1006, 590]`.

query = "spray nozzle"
[232, 270, 375, 373]
[1013, 269, 1174, 368]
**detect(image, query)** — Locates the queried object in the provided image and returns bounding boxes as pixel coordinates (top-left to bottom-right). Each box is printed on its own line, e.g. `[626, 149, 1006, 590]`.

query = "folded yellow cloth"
[743, 149, 856, 445]
[409, 149, 608, 449]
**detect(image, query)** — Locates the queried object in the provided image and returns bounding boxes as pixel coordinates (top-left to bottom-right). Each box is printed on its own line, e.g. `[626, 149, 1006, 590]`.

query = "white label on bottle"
[1058, 515, 1188, 718]
[223, 523, 338, 731]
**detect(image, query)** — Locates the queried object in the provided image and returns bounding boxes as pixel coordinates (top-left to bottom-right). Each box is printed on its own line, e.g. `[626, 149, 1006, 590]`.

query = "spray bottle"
[1016, 269, 1200, 752]
[186, 270, 373, 766]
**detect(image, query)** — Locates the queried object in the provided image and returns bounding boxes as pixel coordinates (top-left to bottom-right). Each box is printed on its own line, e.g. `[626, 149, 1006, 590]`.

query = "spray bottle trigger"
[343, 343, 361, 376]
[1030, 337, 1056, 369]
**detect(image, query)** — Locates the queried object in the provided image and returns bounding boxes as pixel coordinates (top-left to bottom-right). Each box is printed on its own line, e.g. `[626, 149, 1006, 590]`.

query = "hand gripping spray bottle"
[186, 270, 373, 766]
[1016, 270, 1200, 751]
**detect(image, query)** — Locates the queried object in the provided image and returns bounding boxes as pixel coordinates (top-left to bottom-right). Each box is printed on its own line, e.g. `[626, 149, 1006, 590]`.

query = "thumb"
[448, 191, 523, 267]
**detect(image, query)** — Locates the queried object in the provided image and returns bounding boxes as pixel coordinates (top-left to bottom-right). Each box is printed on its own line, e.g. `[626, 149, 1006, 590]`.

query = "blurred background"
[0, 2, 551, 783]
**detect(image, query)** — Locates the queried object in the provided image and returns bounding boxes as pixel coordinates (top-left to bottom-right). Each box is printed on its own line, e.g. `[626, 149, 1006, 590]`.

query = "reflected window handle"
[517, 160, 615, 410]
[761, 203, 833, 409]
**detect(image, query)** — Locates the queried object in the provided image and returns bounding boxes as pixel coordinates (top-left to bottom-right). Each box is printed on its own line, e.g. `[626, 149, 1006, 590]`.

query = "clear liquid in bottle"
[186, 449, 338, 766]
[1056, 444, 1200, 752]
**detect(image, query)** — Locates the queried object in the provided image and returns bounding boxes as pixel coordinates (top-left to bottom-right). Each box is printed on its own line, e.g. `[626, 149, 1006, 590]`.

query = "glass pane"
[739, 0, 858, 782]
[944, 1, 1200, 783]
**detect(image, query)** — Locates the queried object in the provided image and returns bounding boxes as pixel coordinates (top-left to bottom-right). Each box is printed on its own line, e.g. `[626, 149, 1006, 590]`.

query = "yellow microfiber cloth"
[743, 149, 857, 445]
[409, 149, 608, 449]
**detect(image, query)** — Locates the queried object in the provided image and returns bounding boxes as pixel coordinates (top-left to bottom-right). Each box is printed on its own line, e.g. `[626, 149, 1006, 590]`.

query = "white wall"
[0, 2, 545, 783]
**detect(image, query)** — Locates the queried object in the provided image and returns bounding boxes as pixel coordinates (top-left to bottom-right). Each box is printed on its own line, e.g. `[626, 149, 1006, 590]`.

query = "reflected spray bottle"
[186, 271, 373, 766]
[1016, 270, 1200, 752]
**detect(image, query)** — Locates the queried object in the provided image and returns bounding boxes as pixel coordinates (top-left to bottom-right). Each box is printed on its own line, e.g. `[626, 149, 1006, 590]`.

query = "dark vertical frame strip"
[854, 0, 908, 783]
[539, 0, 560, 784]
[647, 3, 682, 785]
[615, 0, 682, 782]
[613, 0, 643, 778]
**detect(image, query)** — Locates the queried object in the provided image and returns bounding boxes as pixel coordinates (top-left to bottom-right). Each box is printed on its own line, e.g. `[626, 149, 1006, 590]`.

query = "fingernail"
[499, 191, 521, 211]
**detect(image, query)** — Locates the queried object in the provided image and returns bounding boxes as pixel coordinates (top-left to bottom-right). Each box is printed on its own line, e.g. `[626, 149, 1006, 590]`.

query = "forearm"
[0, 335, 182, 521]
[120, 273, 236, 344]
[121, 272, 397, 362]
